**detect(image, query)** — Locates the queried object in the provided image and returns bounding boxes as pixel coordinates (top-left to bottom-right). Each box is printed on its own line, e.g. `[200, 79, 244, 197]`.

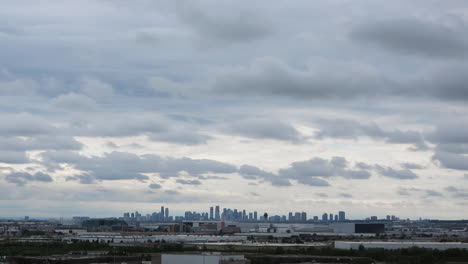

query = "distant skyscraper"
[322, 213, 328, 221]
[288, 212, 293, 221]
[210, 207, 214, 220]
[301, 212, 307, 222]
[334, 215, 338, 221]
[329, 213, 333, 221]
[215, 206, 220, 220]
[161, 206, 165, 218]
[294, 212, 300, 222]
[254, 211, 257, 221]
[339, 211, 346, 221]
[165, 208, 169, 219]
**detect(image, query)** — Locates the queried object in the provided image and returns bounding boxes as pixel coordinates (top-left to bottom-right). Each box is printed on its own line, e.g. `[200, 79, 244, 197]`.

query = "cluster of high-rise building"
[221, 208, 258, 221]
[321, 211, 346, 222]
[288, 212, 307, 222]
[123, 206, 172, 222]
[121, 206, 350, 223]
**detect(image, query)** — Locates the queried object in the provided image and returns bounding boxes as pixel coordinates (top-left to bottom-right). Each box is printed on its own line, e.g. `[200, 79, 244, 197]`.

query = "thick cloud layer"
[351, 19, 468, 59]
[0, 0, 467, 219]
[41, 151, 238, 183]
[4, 171, 53, 186]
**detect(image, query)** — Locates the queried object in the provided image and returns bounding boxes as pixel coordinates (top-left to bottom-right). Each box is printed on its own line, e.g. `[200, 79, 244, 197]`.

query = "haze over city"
[1, 0, 468, 220]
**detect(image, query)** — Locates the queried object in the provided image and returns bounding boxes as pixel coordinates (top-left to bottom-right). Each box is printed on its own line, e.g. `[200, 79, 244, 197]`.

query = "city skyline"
[0, 0, 468, 220]
[0, 205, 417, 222]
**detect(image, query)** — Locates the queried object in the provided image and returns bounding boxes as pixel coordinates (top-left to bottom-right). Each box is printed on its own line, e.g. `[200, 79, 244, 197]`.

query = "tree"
[358, 244, 365, 251]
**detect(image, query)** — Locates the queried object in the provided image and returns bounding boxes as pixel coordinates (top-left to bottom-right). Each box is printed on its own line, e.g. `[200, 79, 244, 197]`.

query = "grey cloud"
[397, 188, 411, 196]
[80, 77, 114, 98]
[279, 158, 335, 178]
[445, 186, 458, 193]
[339, 193, 353, 198]
[224, 119, 302, 142]
[176, 179, 202, 185]
[0, 79, 36, 96]
[401, 163, 425, 170]
[67, 174, 95, 185]
[435, 143, 468, 154]
[425, 190, 443, 197]
[211, 56, 468, 102]
[350, 19, 468, 58]
[213, 57, 390, 100]
[433, 152, 468, 171]
[295, 177, 330, 187]
[428, 121, 468, 145]
[165, 190, 180, 195]
[0, 115, 83, 163]
[278, 157, 371, 182]
[398, 187, 442, 197]
[315, 119, 428, 150]
[376, 166, 418, 180]
[51, 93, 97, 111]
[175, 1, 272, 43]
[149, 183, 162, 189]
[0, 136, 82, 152]
[167, 114, 213, 125]
[0, 113, 54, 136]
[427, 121, 468, 170]
[237, 156, 376, 187]
[148, 130, 212, 145]
[106, 141, 119, 148]
[0, 151, 30, 164]
[39, 150, 382, 187]
[4, 171, 53, 186]
[428, 65, 468, 100]
[72, 115, 168, 137]
[454, 193, 468, 199]
[239, 164, 291, 186]
[198, 175, 228, 180]
[41, 151, 238, 183]
[0, 25, 21, 36]
[356, 162, 373, 170]
[427, 121, 468, 171]
[316, 193, 328, 198]
[135, 31, 162, 45]
[66, 113, 212, 145]
[444, 186, 468, 199]
[345, 170, 372, 179]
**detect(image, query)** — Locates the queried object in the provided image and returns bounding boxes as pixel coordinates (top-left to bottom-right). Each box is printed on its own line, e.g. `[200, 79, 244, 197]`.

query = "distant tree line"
[0, 241, 467, 263]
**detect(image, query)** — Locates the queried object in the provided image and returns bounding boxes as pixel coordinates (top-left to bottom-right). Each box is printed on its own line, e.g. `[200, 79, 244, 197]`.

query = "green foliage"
[0, 240, 468, 264]
[21, 230, 46, 236]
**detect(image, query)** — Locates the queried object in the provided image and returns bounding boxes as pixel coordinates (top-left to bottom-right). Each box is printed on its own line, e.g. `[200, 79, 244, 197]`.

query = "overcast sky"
[1, 0, 468, 220]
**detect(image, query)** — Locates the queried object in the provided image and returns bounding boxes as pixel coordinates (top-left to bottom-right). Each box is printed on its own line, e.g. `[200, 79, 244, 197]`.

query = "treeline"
[0, 241, 194, 256]
[272, 246, 468, 264]
[1, 241, 468, 263]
